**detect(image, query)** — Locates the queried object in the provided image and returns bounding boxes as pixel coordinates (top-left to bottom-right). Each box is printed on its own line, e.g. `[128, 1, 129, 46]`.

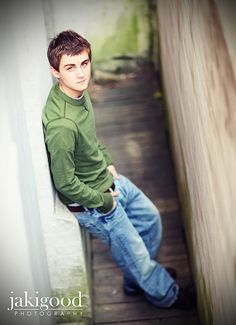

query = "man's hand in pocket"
[111, 190, 120, 209]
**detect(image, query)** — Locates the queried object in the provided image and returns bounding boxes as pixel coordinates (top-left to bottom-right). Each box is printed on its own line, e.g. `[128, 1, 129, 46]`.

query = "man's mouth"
[76, 79, 86, 84]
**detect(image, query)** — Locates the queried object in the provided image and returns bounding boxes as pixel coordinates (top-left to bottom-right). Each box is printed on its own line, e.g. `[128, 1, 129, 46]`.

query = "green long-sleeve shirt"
[42, 83, 114, 213]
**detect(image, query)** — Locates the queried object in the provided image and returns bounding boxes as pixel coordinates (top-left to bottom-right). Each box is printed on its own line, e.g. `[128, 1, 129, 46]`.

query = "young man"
[42, 30, 195, 309]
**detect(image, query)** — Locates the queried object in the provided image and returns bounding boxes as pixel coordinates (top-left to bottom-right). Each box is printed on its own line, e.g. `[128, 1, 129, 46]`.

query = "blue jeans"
[75, 174, 179, 307]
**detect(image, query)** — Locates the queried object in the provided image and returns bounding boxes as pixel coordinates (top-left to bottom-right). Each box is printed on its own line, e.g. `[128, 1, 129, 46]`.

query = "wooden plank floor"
[89, 70, 199, 325]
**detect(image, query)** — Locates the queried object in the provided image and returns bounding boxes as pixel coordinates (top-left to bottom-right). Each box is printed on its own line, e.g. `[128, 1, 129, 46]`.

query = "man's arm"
[97, 140, 120, 179]
[97, 140, 113, 166]
[45, 119, 113, 213]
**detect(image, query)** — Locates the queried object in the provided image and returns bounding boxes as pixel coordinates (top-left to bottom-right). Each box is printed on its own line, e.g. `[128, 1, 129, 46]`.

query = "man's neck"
[59, 83, 84, 99]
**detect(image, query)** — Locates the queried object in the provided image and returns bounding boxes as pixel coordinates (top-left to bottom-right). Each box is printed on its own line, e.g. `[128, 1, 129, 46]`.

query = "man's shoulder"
[42, 84, 64, 120]
[46, 118, 78, 135]
[42, 88, 77, 133]
[84, 90, 92, 106]
[43, 85, 70, 128]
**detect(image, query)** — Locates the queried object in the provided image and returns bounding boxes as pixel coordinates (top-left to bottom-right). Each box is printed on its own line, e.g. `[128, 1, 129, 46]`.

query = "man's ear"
[50, 66, 60, 79]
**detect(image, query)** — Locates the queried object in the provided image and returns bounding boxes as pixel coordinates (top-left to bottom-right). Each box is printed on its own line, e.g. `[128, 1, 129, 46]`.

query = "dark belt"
[67, 183, 115, 213]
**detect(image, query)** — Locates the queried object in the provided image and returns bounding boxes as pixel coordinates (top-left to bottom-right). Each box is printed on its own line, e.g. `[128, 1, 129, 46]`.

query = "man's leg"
[113, 175, 177, 297]
[113, 175, 163, 292]
[75, 195, 178, 308]
[95, 202, 178, 307]
[114, 175, 162, 257]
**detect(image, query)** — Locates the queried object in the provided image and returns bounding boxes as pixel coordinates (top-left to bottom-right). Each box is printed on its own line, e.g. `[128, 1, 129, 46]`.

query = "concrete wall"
[0, 2, 53, 324]
[0, 0, 92, 324]
[157, 1, 236, 324]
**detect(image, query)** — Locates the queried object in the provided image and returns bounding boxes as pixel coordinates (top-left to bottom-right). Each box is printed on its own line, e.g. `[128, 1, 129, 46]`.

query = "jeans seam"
[114, 231, 170, 298]
[114, 231, 144, 284]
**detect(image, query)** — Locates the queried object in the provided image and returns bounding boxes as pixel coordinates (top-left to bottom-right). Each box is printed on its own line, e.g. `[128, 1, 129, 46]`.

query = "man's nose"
[76, 67, 84, 78]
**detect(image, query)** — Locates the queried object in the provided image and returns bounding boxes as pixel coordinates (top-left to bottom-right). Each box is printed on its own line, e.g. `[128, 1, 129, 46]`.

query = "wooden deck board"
[94, 301, 196, 324]
[97, 315, 199, 325]
[89, 71, 199, 324]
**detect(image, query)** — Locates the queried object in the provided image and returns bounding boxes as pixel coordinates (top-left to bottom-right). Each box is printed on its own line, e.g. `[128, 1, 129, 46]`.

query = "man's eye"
[67, 66, 74, 71]
[82, 61, 88, 67]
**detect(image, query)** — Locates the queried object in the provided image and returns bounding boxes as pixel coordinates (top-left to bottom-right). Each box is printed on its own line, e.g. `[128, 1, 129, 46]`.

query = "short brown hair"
[47, 30, 91, 71]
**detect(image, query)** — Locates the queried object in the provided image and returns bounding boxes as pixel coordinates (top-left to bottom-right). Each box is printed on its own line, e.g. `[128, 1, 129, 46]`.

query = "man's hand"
[107, 165, 120, 210]
[107, 165, 120, 179]
[110, 190, 120, 209]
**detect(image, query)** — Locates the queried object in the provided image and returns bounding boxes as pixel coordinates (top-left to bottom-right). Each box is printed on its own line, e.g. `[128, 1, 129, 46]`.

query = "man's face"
[51, 50, 91, 98]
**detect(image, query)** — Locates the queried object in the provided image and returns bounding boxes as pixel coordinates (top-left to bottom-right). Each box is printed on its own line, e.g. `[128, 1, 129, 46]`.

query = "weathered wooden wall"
[157, 1, 236, 324]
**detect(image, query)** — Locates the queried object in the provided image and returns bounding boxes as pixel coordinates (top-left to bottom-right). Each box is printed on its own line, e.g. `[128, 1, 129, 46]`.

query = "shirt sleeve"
[44, 119, 113, 213]
[97, 140, 113, 166]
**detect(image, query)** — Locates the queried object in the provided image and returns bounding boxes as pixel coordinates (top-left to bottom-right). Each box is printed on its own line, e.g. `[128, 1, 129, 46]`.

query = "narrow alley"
[90, 69, 199, 324]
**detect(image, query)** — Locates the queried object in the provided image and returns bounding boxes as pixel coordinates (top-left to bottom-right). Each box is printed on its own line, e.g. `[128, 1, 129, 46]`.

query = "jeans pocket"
[76, 212, 109, 244]
[114, 176, 128, 206]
